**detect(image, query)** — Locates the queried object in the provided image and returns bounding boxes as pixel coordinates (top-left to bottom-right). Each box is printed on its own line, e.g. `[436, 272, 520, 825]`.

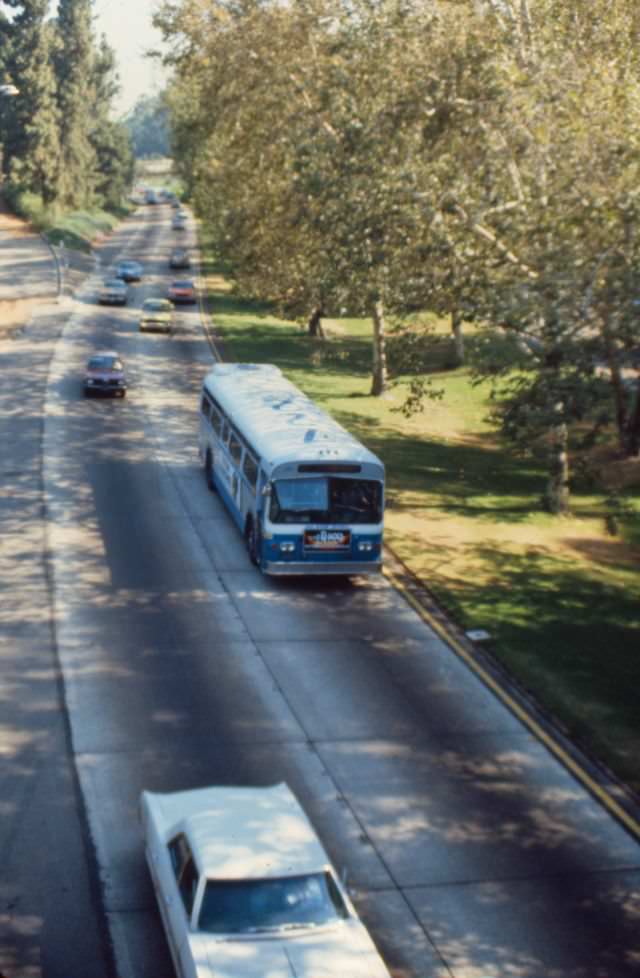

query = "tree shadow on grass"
[331, 407, 546, 518]
[412, 540, 640, 790]
[214, 320, 374, 379]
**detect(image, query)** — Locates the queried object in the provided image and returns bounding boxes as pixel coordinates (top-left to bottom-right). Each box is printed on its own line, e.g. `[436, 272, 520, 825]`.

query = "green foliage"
[55, 0, 98, 207]
[156, 0, 640, 505]
[1, 2, 61, 201]
[124, 96, 170, 159]
[1, 0, 132, 212]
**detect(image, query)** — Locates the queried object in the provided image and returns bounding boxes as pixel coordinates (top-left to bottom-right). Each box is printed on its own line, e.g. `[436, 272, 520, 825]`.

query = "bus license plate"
[304, 529, 351, 550]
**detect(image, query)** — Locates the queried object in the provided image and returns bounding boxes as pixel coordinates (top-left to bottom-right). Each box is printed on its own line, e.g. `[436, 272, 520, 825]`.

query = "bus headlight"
[357, 541, 374, 552]
[279, 542, 296, 553]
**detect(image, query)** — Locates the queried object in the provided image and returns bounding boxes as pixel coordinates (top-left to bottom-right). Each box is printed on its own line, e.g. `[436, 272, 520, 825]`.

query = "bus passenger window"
[229, 433, 243, 464]
[201, 396, 211, 420]
[243, 454, 258, 490]
[221, 422, 229, 444]
[210, 408, 222, 436]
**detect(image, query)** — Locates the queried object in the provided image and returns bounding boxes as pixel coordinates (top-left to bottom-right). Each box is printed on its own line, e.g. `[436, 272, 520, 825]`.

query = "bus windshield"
[270, 477, 382, 525]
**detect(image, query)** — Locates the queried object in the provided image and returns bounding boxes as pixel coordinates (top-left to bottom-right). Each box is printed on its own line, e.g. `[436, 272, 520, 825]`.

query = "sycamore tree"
[157, 0, 365, 347]
[156, 0, 640, 510]
[436, 0, 640, 511]
[157, 0, 460, 395]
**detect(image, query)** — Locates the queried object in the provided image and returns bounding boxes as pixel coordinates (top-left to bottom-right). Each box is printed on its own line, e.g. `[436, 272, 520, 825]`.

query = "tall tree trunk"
[370, 299, 388, 396]
[545, 402, 570, 514]
[451, 307, 464, 366]
[306, 305, 325, 338]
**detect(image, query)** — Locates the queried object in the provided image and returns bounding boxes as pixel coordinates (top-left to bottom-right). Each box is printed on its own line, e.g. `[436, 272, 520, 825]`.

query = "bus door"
[227, 430, 245, 513]
[217, 421, 236, 502]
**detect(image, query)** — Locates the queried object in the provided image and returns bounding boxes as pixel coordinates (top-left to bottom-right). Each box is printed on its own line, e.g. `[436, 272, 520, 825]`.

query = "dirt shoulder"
[0, 196, 59, 334]
[0, 297, 53, 338]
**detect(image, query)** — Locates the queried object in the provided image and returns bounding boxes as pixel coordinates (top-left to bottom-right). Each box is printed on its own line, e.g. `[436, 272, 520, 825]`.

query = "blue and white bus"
[198, 364, 384, 575]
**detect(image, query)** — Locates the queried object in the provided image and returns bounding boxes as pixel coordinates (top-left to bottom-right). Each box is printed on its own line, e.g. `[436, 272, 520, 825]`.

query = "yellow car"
[139, 298, 173, 333]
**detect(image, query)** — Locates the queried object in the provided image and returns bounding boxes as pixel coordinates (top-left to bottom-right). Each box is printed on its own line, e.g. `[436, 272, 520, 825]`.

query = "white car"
[140, 782, 392, 978]
[98, 278, 128, 306]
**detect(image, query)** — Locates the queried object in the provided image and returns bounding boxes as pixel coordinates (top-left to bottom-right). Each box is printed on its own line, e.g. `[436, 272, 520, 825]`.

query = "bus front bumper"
[262, 559, 382, 576]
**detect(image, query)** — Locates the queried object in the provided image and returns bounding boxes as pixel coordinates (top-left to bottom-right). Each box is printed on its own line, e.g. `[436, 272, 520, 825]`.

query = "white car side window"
[168, 834, 199, 916]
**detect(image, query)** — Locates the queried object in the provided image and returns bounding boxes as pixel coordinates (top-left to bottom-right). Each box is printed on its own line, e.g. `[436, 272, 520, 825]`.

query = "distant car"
[115, 260, 143, 282]
[167, 279, 196, 304]
[98, 278, 128, 306]
[139, 297, 173, 333]
[169, 248, 191, 270]
[140, 782, 392, 978]
[171, 212, 187, 230]
[83, 351, 127, 397]
[145, 188, 159, 204]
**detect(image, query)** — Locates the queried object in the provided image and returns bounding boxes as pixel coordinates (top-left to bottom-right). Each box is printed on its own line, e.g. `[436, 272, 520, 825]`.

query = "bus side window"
[228, 431, 243, 465]
[201, 395, 211, 420]
[221, 421, 229, 445]
[243, 453, 258, 491]
[210, 406, 222, 436]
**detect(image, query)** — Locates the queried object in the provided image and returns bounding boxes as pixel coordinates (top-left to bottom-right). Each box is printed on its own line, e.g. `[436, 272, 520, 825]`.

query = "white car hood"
[190, 921, 391, 978]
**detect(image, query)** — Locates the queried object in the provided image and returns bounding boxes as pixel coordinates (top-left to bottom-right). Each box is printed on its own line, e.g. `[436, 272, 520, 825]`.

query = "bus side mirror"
[261, 482, 272, 497]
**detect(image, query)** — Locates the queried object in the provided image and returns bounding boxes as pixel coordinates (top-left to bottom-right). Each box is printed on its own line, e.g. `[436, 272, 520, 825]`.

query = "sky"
[43, 0, 167, 117]
[93, 0, 167, 116]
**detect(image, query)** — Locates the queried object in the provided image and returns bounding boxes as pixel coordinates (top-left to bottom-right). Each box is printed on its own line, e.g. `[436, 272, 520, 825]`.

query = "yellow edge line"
[383, 564, 640, 842]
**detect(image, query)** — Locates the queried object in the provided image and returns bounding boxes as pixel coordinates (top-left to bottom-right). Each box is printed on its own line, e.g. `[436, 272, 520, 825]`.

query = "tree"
[1, 1, 61, 202]
[54, 0, 97, 207]
[156, 0, 640, 508]
[156, 0, 455, 395]
[455, 0, 640, 506]
[124, 95, 170, 159]
[90, 36, 135, 208]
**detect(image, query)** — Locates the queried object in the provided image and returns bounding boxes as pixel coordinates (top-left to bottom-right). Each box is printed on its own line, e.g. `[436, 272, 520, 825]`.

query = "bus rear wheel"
[245, 518, 260, 566]
[205, 450, 216, 492]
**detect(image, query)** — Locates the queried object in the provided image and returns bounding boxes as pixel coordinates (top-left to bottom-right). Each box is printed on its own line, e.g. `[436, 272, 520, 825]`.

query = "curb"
[383, 544, 640, 845]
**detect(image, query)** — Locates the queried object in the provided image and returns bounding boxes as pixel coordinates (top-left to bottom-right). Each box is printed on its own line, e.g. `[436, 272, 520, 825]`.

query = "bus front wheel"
[245, 518, 261, 567]
[205, 451, 216, 493]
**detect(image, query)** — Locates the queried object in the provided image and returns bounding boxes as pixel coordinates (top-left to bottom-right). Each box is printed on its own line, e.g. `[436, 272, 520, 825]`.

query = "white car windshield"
[197, 872, 348, 934]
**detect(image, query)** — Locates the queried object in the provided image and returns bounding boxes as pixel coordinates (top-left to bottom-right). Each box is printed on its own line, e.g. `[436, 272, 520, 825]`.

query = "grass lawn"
[201, 259, 640, 796]
[8, 190, 131, 251]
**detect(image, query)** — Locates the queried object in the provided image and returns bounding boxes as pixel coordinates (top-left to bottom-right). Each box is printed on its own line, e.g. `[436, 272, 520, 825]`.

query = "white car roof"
[143, 783, 330, 880]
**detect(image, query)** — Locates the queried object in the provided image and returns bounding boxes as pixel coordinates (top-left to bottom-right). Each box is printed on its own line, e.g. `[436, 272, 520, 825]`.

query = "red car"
[167, 279, 197, 304]
[83, 351, 127, 397]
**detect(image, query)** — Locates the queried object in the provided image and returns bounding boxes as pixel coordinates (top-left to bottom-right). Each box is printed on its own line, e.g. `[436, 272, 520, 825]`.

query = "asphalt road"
[2, 204, 639, 978]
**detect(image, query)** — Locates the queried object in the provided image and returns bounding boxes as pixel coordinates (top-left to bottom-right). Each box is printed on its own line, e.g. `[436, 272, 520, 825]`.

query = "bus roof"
[202, 364, 384, 476]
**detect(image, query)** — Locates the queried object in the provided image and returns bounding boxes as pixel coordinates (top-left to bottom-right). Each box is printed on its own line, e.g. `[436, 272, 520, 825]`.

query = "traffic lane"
[315, 736, 639, 885]
[44, 399, 436, 974]
[0, 231, 58, 299]
[405, 869, 640, 978]
[63, 444, 640, 978]
[75, 740, 444, 978]
[0, 310, 113, 978]
[256, 636, 527, 739]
